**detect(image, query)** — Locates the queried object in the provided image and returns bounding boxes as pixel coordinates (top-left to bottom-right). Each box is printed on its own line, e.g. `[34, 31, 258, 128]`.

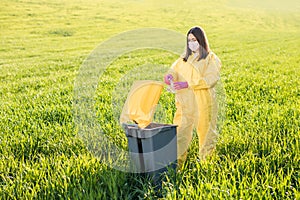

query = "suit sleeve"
[166, 58, 181, 82]
[189, 54, 221, 90]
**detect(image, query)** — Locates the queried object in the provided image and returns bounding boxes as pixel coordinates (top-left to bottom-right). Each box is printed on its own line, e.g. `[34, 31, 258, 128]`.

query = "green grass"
[1, 0, 300, 199]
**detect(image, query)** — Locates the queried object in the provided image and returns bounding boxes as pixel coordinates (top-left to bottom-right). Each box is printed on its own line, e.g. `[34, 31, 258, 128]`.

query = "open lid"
[120, 80, 164, 128]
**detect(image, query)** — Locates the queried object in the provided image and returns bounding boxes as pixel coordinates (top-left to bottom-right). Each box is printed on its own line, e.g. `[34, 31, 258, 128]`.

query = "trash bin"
[120, 80, 177, 185]
[123, 122, 177, 184]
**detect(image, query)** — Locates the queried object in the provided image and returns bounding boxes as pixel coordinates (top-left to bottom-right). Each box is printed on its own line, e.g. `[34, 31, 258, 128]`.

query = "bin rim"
[122, 122, 177, 138]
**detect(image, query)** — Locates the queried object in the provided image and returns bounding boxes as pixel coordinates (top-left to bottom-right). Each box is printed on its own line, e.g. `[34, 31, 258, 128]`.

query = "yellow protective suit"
[120, 80, 164, 128]
[167, 52, 221, 164]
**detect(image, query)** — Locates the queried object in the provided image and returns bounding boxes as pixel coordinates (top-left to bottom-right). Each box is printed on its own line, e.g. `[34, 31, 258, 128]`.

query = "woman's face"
[188, 33, 199, 52]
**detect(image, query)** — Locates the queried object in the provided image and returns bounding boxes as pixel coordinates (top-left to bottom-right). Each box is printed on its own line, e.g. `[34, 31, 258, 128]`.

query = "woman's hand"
[164, 74, 173, 85]
[173, 82, 188, 90]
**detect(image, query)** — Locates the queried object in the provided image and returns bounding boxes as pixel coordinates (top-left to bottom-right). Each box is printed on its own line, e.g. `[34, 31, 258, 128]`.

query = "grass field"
[1, 0, 300, 199]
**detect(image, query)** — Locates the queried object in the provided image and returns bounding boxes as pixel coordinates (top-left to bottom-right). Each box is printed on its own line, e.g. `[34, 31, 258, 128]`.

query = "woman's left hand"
[173, 82, 188, 90]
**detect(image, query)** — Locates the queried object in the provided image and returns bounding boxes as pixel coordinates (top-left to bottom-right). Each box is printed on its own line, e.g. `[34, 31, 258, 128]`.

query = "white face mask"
[188, 40, 200, 52]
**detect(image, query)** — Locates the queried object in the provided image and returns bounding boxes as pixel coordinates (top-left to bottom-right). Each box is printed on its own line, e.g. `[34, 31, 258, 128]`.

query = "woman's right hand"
[164, 74, 173, 85]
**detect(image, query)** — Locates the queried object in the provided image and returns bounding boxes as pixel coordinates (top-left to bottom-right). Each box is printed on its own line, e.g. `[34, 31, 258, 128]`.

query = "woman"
[164, 26, 221, 166]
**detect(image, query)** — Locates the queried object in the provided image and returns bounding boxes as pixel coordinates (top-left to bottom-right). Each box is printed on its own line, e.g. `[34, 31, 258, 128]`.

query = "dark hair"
[183, 26, 210, 62]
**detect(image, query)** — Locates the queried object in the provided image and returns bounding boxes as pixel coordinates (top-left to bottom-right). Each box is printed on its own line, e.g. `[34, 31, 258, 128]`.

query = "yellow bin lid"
[120, 80, 164, 128]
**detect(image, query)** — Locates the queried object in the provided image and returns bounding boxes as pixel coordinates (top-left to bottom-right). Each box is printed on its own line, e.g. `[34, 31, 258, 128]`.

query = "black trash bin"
[123, 122, 177, 185]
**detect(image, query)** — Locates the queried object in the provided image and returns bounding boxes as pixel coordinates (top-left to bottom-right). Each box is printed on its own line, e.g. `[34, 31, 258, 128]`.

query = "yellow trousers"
[175, 88, 218, 166]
